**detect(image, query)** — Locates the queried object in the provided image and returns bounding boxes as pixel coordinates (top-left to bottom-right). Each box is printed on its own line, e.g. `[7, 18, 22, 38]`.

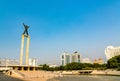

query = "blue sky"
[0, 0, 120, 65]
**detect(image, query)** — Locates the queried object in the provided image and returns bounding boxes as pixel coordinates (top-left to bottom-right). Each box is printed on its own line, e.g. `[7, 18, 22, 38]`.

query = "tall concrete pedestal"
[20, 34, 30, 66]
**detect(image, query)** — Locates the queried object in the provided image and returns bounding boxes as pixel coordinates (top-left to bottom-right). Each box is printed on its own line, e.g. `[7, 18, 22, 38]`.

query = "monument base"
[8, 65, 39, 71]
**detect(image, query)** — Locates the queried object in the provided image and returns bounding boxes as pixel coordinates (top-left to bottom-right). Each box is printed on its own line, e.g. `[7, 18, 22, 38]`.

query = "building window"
[78, 55, 80, 58]
[62, 55, 64, 59]
[62, 60, 64, 65]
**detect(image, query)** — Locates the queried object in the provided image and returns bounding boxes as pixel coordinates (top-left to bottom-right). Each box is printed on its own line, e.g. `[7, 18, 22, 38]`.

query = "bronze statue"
[23, 23, 29, 36]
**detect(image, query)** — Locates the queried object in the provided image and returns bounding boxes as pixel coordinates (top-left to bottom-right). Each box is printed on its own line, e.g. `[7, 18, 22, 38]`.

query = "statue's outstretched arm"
[23, 23, 26, 27]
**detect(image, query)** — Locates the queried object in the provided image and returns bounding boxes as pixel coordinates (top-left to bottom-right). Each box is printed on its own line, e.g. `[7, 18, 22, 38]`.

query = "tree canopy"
[107, 55, 120, 69]
[39, 55, 120, 71]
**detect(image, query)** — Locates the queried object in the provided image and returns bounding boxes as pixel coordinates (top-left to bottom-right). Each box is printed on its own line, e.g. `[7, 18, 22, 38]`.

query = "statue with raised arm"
[23, 23, 29, 36]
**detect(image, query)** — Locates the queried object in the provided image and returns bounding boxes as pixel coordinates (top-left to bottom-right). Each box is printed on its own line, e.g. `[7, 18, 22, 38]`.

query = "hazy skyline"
[0, 0, 120, 65]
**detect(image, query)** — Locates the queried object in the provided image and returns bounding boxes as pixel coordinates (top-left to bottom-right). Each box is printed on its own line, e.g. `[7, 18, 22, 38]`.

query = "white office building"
[61, 52, 70, 66]
[105, 46, 120, 60]
[29, 58, 37, 66]
[71, 51, 81, 63]
[60, 51, 82, 66]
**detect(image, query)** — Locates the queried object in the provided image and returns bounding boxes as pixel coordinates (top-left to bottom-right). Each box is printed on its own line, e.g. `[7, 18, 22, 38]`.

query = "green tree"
[64, 62, 83, 70]
[107, 55, 120, 69]
[42, 64, 50, 70]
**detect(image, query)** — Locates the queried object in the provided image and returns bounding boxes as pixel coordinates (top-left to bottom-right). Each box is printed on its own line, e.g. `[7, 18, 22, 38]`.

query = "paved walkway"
[0, 73, 25, 81]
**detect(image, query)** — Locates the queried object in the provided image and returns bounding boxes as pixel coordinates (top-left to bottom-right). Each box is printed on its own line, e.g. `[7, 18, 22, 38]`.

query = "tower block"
[20, 34, 30, 65]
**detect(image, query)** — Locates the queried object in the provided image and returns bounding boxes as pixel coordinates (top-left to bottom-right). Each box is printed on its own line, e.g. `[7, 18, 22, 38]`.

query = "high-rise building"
[61, 52, 70, 66]
[105, 46, 120, 60]
[60, 51, 81, 66]
[71, 51, 81, 63]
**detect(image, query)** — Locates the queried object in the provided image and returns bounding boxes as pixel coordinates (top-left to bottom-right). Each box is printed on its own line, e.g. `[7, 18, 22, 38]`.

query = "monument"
[20, 23, 30, 65]
[3, 23, 38, 71]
